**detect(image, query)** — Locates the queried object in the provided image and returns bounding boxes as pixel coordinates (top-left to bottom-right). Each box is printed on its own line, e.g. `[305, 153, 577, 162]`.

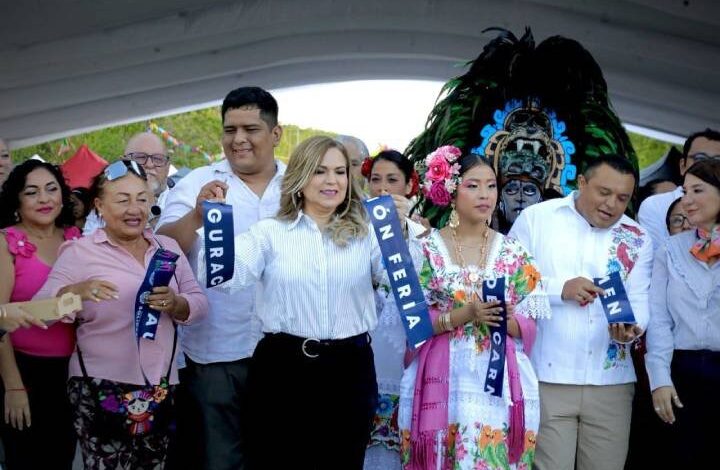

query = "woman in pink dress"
[0, 160, 81, 469]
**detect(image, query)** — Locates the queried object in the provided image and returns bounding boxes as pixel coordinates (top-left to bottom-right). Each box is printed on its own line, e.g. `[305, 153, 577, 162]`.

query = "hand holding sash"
[561, 277, 604, 306]
[469, 299, 503, 327]
[193, 180, 228, 220]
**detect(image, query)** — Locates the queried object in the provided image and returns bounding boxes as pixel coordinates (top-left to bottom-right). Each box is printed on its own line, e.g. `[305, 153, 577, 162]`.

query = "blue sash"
[364, 195, 433, 349]
[203, 201, 235, 288]
[593, 270, 636, 324]
[483, 277, 507, 397]
[134, 249, 179, 340]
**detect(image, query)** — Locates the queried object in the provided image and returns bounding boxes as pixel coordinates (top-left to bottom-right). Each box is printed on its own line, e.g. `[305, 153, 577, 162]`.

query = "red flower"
[407, 171, 420, 197]
[361, 157, 374, 178]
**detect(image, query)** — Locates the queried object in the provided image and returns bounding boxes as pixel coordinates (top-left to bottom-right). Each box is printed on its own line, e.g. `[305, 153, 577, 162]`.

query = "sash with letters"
[203, 201, 235, 288]
[593, 270, 636, 324]
[483, 277, 507, 397]
[134, 249, 179, 340]
[364, 195, 433, 349]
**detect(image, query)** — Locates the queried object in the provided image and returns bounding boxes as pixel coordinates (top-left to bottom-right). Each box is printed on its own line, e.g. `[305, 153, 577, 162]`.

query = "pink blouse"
[3, 226, 81, 357]
[35, 229, 209, 385]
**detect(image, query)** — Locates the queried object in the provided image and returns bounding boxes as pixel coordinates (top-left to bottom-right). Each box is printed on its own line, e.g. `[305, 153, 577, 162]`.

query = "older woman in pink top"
[36, 160, 208, 470]
[0, 160, 81, 470]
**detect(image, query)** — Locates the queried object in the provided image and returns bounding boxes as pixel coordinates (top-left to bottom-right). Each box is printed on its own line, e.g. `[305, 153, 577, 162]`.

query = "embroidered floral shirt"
[509, 192, 653, 385]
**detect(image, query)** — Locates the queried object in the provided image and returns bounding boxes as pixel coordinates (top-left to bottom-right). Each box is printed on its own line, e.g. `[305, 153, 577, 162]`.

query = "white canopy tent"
[1, 0, 718, 148]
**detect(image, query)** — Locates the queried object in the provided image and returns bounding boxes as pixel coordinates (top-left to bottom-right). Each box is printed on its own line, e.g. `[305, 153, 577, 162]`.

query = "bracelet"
[5, 387, 25, 392]
[441, 313, 454, 332]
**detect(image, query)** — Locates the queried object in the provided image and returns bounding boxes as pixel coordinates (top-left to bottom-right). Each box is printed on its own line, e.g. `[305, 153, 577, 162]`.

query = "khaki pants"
[534, 382, 634, 470]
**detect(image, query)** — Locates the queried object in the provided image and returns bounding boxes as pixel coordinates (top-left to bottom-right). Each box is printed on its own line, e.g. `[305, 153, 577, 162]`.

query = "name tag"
[364, 195, 433, 349]
[203, 201, 235, 288]
[593, 271, 636, 324]
[483, 277, 507, 397]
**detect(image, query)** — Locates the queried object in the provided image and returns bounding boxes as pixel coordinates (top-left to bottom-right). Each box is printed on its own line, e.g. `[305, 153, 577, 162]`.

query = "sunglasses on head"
[104, 160, 147, 182]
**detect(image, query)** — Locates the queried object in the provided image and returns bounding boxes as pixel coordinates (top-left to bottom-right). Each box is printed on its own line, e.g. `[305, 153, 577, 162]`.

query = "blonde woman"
[199, 135, 418, 469]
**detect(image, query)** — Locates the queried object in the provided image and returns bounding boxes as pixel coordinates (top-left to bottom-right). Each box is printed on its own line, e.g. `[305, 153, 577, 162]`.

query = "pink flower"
[428, 276, 444, 291]
[436, 145, 462, 163]
[4, 230, 36, 258]
[426, 154, 451, 182]
[426, 181, 452, 206]
[455, 441, 467, 460]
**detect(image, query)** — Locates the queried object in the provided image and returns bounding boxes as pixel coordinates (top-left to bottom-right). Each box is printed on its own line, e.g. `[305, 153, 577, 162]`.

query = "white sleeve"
[156, 171, 202, 229]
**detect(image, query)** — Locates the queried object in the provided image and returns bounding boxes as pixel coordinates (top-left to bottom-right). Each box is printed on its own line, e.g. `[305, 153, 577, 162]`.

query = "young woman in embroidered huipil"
[398, 147, 550, 470]
[361, 150, 423, 470]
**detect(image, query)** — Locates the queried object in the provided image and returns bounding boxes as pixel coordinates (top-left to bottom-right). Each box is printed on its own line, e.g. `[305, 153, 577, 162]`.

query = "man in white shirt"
[157, 87, 283, 470]
[638, 128, 720, 250]
[83, 131, 171, 234]
[509, 154, 653, 470]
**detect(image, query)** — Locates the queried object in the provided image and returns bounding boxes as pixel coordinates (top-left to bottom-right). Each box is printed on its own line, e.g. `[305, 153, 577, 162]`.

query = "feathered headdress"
[407, 28, 637, 229]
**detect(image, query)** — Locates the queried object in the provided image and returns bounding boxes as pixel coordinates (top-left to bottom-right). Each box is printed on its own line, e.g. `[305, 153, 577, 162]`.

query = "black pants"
[625, 338, 671, 469]
[167, 355, 252, 470]
[662, 349, 720, 467]
[0, 351, 76, 470]
[247, 333, 377, 470]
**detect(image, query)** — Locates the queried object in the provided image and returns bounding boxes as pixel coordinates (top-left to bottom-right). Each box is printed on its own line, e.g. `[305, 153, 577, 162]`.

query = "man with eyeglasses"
[82, 132, 171, 235]
[639, 128, 720, 250]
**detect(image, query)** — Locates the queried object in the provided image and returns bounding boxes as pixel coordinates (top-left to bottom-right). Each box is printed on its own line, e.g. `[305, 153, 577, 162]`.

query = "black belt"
[674, 349, 720, 360]
[263, 332, 370, 359]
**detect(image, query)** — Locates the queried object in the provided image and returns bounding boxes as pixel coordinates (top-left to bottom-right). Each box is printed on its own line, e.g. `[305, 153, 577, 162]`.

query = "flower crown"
[421, 145, 462, 207]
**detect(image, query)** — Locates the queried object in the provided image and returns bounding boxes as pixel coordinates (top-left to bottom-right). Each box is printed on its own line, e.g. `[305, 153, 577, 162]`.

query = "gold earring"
[449, 205, 460, 229]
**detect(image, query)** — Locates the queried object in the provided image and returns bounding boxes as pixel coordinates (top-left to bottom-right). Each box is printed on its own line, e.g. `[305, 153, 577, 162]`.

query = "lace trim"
[516, 288, 551, 320]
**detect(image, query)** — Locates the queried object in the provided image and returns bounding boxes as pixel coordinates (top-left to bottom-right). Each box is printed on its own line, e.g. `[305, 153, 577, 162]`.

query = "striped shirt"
[646, 230, 720, 390]
[201, 212, 385, 340]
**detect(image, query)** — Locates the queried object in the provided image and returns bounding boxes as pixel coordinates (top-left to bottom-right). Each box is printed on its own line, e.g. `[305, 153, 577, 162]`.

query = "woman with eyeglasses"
[34, 159, 208, 469]
[0, 160, 80, 470]
[665, 197, 694, 236]
[646, 159, 720, 467]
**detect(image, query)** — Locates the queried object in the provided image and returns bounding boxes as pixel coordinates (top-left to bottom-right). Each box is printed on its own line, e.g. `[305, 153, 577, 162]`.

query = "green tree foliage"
[628, 131, 675, 168]
[12, 105, 671, 171]
[12, 106, 334, 168]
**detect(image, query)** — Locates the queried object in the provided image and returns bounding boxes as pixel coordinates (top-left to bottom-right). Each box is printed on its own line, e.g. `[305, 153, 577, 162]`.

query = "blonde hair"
[277, 135, 367, 246]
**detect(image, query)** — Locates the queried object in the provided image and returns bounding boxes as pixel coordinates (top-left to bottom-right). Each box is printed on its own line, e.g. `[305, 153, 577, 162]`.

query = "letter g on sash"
[203, 201, 235, 288]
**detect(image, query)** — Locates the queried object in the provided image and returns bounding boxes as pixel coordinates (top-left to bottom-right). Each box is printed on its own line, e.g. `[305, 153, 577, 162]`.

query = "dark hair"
[583, 154, 637, 182]
[682, 128, 720, 162]
[685, 159, 720, 222]
[221, 86, 279, 128]
[459, 154, 496, 178]
[88, 160, 148, 205]
[71, 187, 92, 218]
[0, 160, 76, 228]
[665, 197, 683, 233]
[366, 150, 414, 183]
[639, 178, 675, 205]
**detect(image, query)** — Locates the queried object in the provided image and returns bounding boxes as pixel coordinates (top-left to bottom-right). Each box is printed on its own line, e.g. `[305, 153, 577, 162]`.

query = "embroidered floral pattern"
[603, 341, 628, 370]
[419, 231, 545, 347]
[606, 224, 645, 281]
[369, 393, 401, 451]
